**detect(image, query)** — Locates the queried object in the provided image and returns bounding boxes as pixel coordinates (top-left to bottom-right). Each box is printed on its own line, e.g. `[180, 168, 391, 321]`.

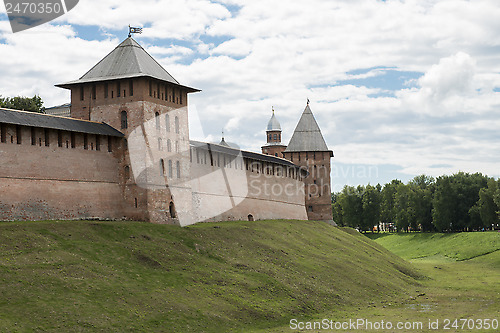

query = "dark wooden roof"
[285, 104, 332, 154]
[0, 108, 124, 137]
[56, 37, 200, 93]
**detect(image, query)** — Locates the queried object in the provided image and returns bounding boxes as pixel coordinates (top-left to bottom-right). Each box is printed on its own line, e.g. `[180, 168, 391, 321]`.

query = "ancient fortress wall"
[190, 145, 308, 224]
[0, 124, 123, 221]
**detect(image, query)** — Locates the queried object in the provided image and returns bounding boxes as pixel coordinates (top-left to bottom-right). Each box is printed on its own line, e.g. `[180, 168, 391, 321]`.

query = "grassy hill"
[0, 220, 421, 332]
[353, 231, 500, 333]
[366, 231, 500, 262]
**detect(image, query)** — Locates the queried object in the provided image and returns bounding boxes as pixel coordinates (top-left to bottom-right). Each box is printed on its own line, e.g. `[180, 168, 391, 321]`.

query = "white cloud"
[1, 0, 500, 185]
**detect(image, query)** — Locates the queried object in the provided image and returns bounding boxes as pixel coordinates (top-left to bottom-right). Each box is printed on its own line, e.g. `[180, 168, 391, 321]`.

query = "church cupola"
[261, 107, 287, 157]
[266, 107, 282, 144]
[219, 130, 230, 147]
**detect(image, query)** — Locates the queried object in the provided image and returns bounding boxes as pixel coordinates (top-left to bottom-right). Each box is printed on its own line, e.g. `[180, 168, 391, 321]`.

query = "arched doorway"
[169, 201, 176, 218]
[247, 214, 254, 221]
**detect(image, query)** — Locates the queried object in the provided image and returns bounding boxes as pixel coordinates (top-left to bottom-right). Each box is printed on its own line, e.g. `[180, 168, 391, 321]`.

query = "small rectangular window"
[149, 80, 152, 96]
[0, 124, 6, 143]
[44, 129, 50, 147]
[129, 80, 133, 96]
[96, 135, 100, 151]
[58, 131, 63, 147]
[83, 134, 88, 150]
[16, 125, 22, 144]
[117, 82, 121, 97]
[71, 132, 75, 148]
[31, 127, 36, 145]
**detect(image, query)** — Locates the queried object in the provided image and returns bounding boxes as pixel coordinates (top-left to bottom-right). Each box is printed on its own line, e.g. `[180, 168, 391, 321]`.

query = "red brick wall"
[283, 151, 333, 221]
[0, 124, 125, 221]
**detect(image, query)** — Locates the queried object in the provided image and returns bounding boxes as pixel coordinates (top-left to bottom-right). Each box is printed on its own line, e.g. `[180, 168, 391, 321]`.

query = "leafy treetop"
[0, 95, 44, 113]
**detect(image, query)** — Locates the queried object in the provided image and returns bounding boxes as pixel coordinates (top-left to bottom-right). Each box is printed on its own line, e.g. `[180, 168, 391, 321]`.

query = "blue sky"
[1, 0, 500, 189]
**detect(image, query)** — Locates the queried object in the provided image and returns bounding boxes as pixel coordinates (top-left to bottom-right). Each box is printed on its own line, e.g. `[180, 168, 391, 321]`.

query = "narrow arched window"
[158, 137, 162, 151]
[155, 112, 160, 129]
[165, 114, 170, 132]
[175, 116, 179, 134]
[168, 160, 173, 178]
[121, 111, 128, 129]
[160, 159, 165, 176]
[124, 166, 130, 179]
[167, 139, 172, 152]
[176, 161, 181, 178]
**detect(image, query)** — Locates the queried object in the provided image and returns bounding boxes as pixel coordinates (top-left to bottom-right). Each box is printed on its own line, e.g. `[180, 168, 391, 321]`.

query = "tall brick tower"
[57, 37, 199, 225]
[282, 103, 334, 222]
[261, 108, 287, 157]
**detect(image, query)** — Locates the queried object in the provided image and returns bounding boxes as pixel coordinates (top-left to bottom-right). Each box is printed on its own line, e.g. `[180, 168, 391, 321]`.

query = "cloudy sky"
[1, 0, 499, 191]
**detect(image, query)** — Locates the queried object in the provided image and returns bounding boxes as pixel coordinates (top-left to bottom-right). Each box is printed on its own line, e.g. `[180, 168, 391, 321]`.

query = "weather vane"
[128, 25, 143, 38]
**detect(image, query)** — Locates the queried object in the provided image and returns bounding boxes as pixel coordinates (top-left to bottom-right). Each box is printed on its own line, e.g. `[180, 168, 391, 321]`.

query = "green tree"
[495, 179, 500, 224]
[339, 185, 363, 229]
[408, 175, 435, 232]
[361, 184, 381, 231]
[380, 179, 402, 228]
[394, 183, 411, 232]
[0, 95, 44, 113]
[433, 172, 488, 232]
[472, 178, 499, 230]
[331, 192, 344, 226]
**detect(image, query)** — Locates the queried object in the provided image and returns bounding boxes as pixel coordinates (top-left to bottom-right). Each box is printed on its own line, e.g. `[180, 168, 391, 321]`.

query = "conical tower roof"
[284, 104, 330, 152]
[219, 137, 230, 147]
[57, 37, 199, 92]
[267, 111, 281, 131]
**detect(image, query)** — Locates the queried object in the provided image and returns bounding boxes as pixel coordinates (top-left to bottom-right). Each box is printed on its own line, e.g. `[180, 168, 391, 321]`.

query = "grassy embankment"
[265, 231, 500, 333]
[0, 220, 422, 332]
[362, 232, 500, 331]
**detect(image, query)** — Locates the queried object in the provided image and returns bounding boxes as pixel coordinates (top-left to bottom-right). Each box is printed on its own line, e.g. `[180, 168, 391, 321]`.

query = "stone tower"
[261, 108, 287, 157]
[56, 37, 199, 225]
[282, 103, 334, 222]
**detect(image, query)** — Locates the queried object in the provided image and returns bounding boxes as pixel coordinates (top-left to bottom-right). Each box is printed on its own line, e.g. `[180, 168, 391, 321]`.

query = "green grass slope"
[0, 220, 421, 332]
[366, 231, 500, 261]
[357, 231, 500, 333]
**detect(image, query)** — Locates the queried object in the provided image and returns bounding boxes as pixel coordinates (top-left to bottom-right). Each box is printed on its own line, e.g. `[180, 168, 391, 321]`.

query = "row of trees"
[0, 95, 44, 113]
[332, 172, 500, 232]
